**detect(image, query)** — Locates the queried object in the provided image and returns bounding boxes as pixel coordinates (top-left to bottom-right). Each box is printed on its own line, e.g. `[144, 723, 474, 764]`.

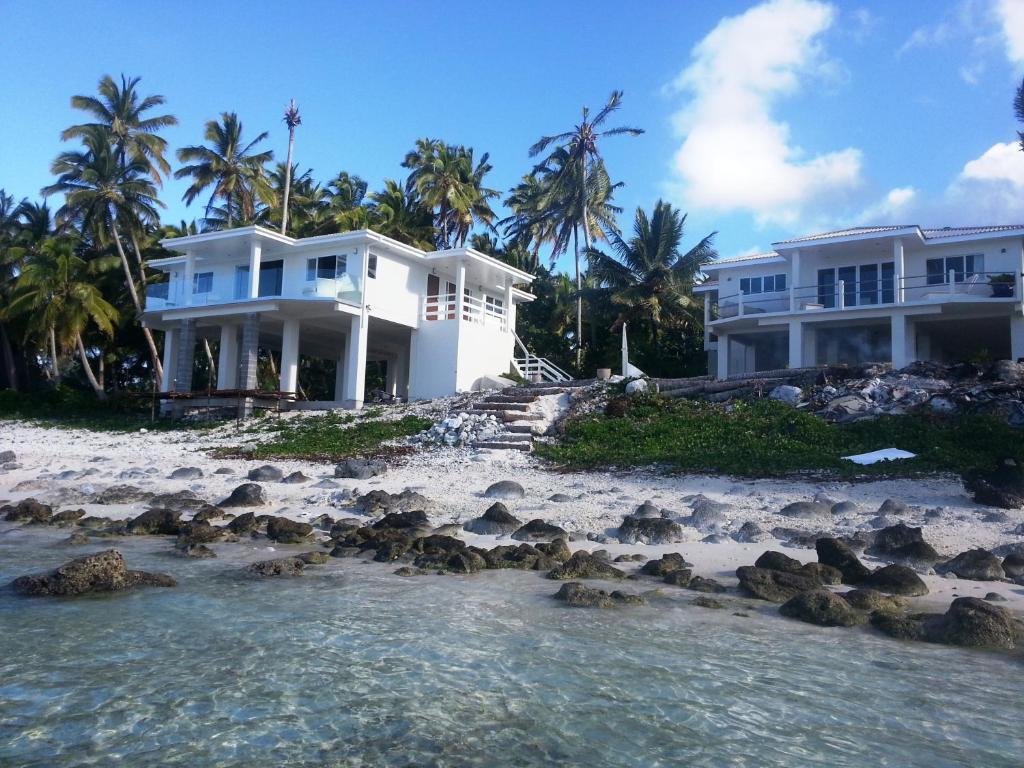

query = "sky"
[1, 0, 1022, 269]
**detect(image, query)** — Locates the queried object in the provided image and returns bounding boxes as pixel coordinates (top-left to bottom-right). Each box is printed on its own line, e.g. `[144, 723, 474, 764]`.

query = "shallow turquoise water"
[0, 525, 1022, 767]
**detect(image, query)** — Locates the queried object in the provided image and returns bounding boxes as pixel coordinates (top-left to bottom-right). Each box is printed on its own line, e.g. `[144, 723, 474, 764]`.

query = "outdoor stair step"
[527, 379, 594, 389]
[506, 387, 565, 397]
[472, 440, 533, 452]
[466, 408, 544, 421]
[505, 424, 539, 434]
[472, 402, 531, 412]
[483, 394, 540, 404]
[491, 432, 532, 442]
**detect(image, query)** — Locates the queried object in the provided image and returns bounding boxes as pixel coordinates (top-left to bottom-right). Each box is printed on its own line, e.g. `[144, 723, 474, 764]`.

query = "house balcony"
[421, 292, 509, 332]
[144, 272, 364, 312]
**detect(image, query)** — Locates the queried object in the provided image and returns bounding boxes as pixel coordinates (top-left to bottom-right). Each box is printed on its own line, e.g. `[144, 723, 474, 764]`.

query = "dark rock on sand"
[877, 498, 908, 515]
[754, 550, 803, 572]
[778, 501, 831, 519]
[126, 508, 182, 536]
[548, 493, 573, 503]
[547, 551, 625, 580]
[226, 511, 258, 534]
[617, 516, 684, 545]
[334, 458, 387, 479]
[873, 597, 1024, 650]
[861, 564, 929, 596]
[168, 467, 203, 480]
[640, 552, 693, 577]
[0, 450, 15, 463]
[687, 576, 727, 593]
[147, 490, 212, 513]
[221, 483, 267, 507]
[735, 566, 822, 603]
[964, 458, 1024, 509]
[511, 518, 568, 542]
[94, 485, 154, 505]
[552, 582, 645, 608]
[868, 523, 925, 556]
[483, 480, 526, 500]
[352, 489, 433, 516]
[779, 589, 868, 627]
[2, 498, 53, 524]
[265, 516, 314, 543]
[247, 465, 284, 482]
[481, 540, 570, 571]
[1002, 553, 1024, 578]
[839, 588, 906, 614]
[245, 557, 305, 577]
[984, 592, 1008, 602]
[732, 521, 772, 543]
[815, 537, 871, 584]
[935, 549, 1005, 581]
[830, 501, 859, 515]
[11, 549, 175, 596]
[463, 502, 522, 535]
[281, 471, 312, 484]
[800, 562, 844, 585]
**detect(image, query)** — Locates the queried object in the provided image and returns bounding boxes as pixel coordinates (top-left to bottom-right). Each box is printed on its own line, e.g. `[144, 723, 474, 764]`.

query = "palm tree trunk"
[110, 217, 164, 383]
[0, 323, 18, 391]
[203, 338, 217, 387]
[75, 333, 105, 400]
[573, 224, 583, 373]
[281, 128, 295, 235]
[129, 230, 148, 286]
[49, 327, 60, 382]
[227, 190, 233, 229]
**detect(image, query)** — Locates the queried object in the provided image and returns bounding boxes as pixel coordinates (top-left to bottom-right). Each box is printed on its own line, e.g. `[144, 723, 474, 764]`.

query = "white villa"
[142, 226, 553, 409]
[697, 225, 1024, 379]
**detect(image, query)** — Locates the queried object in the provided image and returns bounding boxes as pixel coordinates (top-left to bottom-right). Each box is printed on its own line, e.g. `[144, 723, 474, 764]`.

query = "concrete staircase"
[466, 380, 593, 452]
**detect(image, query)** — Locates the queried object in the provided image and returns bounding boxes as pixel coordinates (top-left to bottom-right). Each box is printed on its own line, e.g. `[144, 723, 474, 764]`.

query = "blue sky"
[1, 0, 1022, 270]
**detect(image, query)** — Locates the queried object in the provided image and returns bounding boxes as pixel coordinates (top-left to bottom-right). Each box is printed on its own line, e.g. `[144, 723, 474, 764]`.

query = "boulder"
[511, 518, 568, 542]
[1002, 553, 1024, 579]
[63, 531, 91, 546]
[663, 569, 693, 587]
[691, 596, 727, 609]
[801, 562, 844, 585]
[334, 458, 387, 480]
[779, 589, 868, 627]
[552, 582, 645, 608]
[11, 549, 175, 596]
[815, 537, 871, 584]
[51, 509, 86, 526]
[481, 541, 567, 571]
[830, 501, 859, 516]
[778, 501, 831, 520]
[861, 564, 929, 596]
[410, 536, 487, 574]
[168, 467, 203, 480]
[868, 523, 926, 556]
[245, 557, 305, 577]
[877, 498, 908, 516]
[297, 551, 330, 565]
[463, 502, 522, 536]
[372, 510, 431, 531]
[547, 551, 625, 580]
[640, 553, 693, 577]
[147, 490, 212, 513]
[686, 576, 727, 593]
[247, 465, 284, 482]
[631, 501, 662, 519]
[964, 458, 1024, 509]
[548, 493, 573, 503]
[625, 378, 649, 395]
[126, 508, 182, 536]
[0, 449, 15, 462]
[769, 385, 802, 406]
[2, 498, 53, 524]
[93, 485, 153, 505]
[839, 588, 906, 614]
[351, 489, 434, 516]
[281, 471, 312, 484]
[873, 597, 1024, 650]
[935, 549, 1005, 581]
[265, 517, 314, 543]
[732, 521, 772, 543]
[754, 550, 803, 572]
[735, 566, 822, 602]
[176, 520, 224, 547]
[226, 511, 258, 534]
[221, 483, 267, 507]
[180, 544, 216, 559]
[483, 480, 526, 500]
[617, 516, 685, 545]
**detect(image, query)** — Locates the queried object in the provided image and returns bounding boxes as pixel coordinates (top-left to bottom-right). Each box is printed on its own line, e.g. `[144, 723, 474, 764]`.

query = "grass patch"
[222, 412, 433, 462]
[536, 395, 1024, 479]
[0, 388, 222, 433]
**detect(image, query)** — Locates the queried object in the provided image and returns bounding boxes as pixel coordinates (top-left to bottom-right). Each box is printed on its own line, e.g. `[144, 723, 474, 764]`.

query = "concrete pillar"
[503, 280, 514, 331]
[239, 313, 260, 390]
[802, 325, 817, 367]
[716, 333, 729, 379]
[343, 312, 368, 408]
[334, 345, 347, 402]
[183, 253, 195, 307]
[395, 346, 409, 399]
[891, 313, 915, 370]
[385, 355, 398, 396]
[790, 249, 800, 311]
[788, 320, 803, 369]
[279, 319, 300, 393]
[248, 241, 262, 299]
[161, 327, 177, 391]
[217, 325, 238, 389]
[455, 260, 467, 321]
[893, 238, 904, 304]
[1011, 315, 1024, 362]
[174, 319, 196, 392]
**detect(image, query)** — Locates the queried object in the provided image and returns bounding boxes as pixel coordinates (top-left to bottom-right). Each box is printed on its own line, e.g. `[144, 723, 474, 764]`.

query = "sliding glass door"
[817, 261, 895, 308]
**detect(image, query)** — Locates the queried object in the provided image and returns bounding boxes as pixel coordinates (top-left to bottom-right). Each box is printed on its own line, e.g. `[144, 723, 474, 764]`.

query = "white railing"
[144, 272, 364, 312]
[511, 331, 571, 382]
[422, 293, 508, 330]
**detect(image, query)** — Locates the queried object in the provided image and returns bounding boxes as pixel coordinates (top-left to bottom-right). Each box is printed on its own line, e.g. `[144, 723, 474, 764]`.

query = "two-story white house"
[697, 225, 1024, 379]
[142, 226, 544, 409]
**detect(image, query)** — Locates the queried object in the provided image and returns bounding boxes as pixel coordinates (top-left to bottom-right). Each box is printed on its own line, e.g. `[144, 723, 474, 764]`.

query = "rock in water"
[334, 458, 387, 479]
[2, 498, 53, 524]
[735, 566, 822, 602]
[245, 557, 305, 577]
[935, 549, 1005, 581]
[872, 597, 1024, 650]
[51, 509, 86, 526]
[483, 480, 526, 500]
[11, 550, 175, 596]
[617, 516, 685, 545]
[463, 503, 522, 535]
[221, 483, 267, 507]
[93, 485, 154, 504]
[839, 589, 906, 614]
[247, 465, 283, 482]
[547, 551, 625, 580]
[265, 517, 314, 543]
[640, 552, 693, 577]
[779, 590, 868, 627]
[815, 537, 871, 584]
[127, 508, 182, 535]
[552, 582, 645, 608]
[226, 512, 258, 534]
[861, 564, 929, 596]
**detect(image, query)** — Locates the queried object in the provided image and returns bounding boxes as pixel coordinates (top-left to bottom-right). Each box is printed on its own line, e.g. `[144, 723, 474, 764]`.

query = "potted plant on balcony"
[989, 273, 1015, 298]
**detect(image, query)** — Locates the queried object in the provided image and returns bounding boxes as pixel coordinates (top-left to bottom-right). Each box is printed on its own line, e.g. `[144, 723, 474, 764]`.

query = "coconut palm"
[7, 238, 119, 397]
[0, 190, 26, 388]
[367, 179, 435, 249]
[1016, 78, 1024, 152]
[45, 128, 164, 380]
[586, 200, 716, 357]
[529, 90, 643, 370]
[16, 201, 55, 250]
[175, 112, 274, 228]
[62, 74, 178, 183]
[280, 100, 301, 235]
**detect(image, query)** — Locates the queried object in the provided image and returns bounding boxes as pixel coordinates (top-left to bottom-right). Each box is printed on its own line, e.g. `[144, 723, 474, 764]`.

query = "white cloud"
[859, 186, 918, 221]
[961, 141, 1024, 187]
[668, 0, 862, 227]
[996, 0, 1024, 64]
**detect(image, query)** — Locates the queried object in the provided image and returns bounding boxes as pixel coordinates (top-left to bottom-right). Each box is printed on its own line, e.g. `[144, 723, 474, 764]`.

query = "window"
[740, 273, 786, 294]
[485, 295, 504, 316]
[926, 254, 984, 285]
[305, 254, 346, 281]
[192, 272, 213, 294]
[367, 253, 378, 279]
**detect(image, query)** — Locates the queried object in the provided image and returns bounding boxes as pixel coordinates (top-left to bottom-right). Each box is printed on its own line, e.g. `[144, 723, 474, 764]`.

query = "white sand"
[1, 416, 1022, 613]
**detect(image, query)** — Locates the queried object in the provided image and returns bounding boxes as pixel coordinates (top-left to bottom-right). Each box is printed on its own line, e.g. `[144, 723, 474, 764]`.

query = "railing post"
[948, 269, 955, 294]
[737, 291, 744, 316]
[838, 280, 845, 310]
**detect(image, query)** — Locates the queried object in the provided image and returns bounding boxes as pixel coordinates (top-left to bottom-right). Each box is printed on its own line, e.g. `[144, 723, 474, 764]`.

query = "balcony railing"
[710, 270, 1019, 320]
[422, 293, 508, 330]
[144, 272, 363, 310]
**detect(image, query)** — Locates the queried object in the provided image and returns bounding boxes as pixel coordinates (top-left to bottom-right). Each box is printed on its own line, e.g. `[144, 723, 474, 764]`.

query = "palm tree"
[62, 74, 178, 183]
[280, 100, 301, 235]
[529, 90, 643, 370]
[367, 179, 435, 249]
[7, 238, 118, 397]
[175, 112, 274, 228]
[586, 200, 716, 359]
[1016, 78, 1024, 152]
[0, 190, 26, 388]
[45, 128, 164, 381]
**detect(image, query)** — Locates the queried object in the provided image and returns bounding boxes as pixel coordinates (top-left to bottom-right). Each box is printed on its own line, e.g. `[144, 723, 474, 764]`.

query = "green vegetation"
[0, 388, 219, 432]
[227, 413, 433, 462]
[537, 396, 1024, 479]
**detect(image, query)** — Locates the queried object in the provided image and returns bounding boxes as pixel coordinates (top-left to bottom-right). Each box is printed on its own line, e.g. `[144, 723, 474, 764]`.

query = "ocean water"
[0, 525, 1021, 768]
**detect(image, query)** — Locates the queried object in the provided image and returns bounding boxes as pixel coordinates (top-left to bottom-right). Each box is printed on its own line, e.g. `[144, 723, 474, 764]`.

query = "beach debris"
[843, 449, 917, 465]
[11, 549, 175, 596]
[414, 411, 503, 448]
